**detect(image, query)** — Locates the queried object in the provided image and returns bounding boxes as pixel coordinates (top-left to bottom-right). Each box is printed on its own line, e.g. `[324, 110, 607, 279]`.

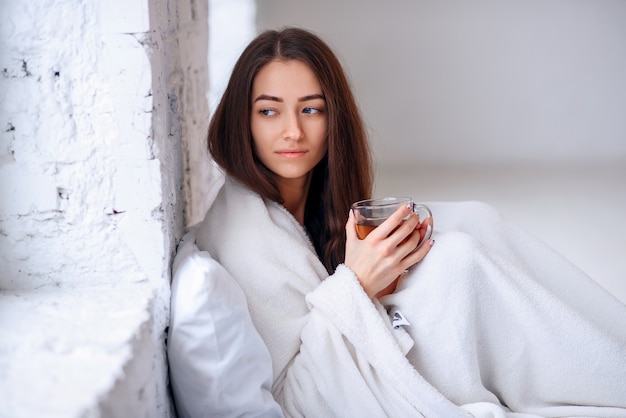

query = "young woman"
[173, 28, 626, 417]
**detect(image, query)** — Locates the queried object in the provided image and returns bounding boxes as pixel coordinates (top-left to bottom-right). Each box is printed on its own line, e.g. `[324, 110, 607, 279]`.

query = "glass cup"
[351, 197, 433, 249]
[351, 197, 434, 297]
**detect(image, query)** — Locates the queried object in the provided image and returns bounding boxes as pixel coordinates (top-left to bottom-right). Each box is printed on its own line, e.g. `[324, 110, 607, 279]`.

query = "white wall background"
[257, 0, 626, 167]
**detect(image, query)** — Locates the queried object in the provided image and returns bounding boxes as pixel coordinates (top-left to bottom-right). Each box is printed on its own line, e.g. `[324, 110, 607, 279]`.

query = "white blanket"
[196, 177, 626, 418]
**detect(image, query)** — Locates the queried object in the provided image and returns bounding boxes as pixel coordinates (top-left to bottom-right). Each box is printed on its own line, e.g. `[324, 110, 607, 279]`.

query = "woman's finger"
[367, 204, 412, 240]
[345, 209, 357, 240]
[388, 212, 420, 248]
[417, 216, 433, 243]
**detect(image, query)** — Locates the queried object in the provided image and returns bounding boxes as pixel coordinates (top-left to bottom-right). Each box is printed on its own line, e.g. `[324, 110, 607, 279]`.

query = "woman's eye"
[303, 107, 322, 115]
[260, 109, 277, 116]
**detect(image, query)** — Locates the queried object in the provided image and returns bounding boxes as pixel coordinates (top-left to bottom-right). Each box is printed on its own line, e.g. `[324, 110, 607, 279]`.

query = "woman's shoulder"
[195, 176, 269, 251]
[201, 176, 262, 217]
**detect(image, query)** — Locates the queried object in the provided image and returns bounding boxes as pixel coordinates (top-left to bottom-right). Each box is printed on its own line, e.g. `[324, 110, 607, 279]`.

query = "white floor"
[374, 162, 626, 304]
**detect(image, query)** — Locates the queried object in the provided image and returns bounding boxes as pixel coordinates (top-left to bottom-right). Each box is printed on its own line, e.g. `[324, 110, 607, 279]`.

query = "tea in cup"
[351, 197, 433, 249]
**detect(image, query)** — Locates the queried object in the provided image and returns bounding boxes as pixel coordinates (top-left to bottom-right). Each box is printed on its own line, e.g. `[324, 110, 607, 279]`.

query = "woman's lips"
[276, 149, 308, 158]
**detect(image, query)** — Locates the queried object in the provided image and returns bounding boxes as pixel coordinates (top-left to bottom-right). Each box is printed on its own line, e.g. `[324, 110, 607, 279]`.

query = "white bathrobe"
[196, 177, 626, 418]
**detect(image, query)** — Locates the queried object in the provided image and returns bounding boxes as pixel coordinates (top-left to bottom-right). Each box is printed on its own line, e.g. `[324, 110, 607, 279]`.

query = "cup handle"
[412, 203, 433, 249]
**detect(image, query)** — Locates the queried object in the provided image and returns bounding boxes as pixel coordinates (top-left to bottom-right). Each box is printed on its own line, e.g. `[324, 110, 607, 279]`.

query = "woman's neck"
[278, 175, 311, 225]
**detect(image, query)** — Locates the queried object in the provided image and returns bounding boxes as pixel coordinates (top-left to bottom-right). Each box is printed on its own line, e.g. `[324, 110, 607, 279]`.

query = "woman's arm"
[272, 264, 463, 418]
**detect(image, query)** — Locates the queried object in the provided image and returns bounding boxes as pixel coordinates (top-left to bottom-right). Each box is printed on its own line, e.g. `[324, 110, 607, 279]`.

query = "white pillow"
[168, 230, 284, 418]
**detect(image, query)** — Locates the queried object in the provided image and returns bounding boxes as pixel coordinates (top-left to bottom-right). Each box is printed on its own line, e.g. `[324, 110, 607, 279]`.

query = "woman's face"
[250, 59, 328, 192]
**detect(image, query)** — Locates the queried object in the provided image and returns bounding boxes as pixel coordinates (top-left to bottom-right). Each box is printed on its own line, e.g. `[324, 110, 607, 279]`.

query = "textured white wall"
[0, 0, 158, 290]
[0, 0, 209, 415]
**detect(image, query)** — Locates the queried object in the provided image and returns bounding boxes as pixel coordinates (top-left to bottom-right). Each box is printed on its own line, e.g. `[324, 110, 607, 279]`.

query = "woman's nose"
[282, 112, 303, 141]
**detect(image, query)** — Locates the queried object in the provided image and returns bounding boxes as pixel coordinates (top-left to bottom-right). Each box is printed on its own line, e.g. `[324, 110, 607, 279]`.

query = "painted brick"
[0, 0, 221, 415]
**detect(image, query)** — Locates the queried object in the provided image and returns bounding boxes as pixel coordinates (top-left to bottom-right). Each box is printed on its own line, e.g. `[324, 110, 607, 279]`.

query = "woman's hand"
[344, 204, 434, 299]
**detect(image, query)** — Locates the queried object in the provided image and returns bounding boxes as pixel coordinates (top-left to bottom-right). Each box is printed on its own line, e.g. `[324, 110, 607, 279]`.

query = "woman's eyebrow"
[254, 94, 282, 103]
[298, 93, 325, 102]
[253, 93, 325, 103]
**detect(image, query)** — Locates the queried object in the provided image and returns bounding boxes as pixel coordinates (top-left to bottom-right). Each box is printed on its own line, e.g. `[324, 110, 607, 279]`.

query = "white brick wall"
[0, 0, 213, 415]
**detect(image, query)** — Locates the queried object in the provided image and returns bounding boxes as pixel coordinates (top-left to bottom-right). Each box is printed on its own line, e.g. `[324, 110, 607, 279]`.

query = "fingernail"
[429, 239, 435, 247]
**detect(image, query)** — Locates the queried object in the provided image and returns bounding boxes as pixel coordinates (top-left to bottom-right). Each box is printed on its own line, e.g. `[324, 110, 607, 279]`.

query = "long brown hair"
[208, 27, 373, 272]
